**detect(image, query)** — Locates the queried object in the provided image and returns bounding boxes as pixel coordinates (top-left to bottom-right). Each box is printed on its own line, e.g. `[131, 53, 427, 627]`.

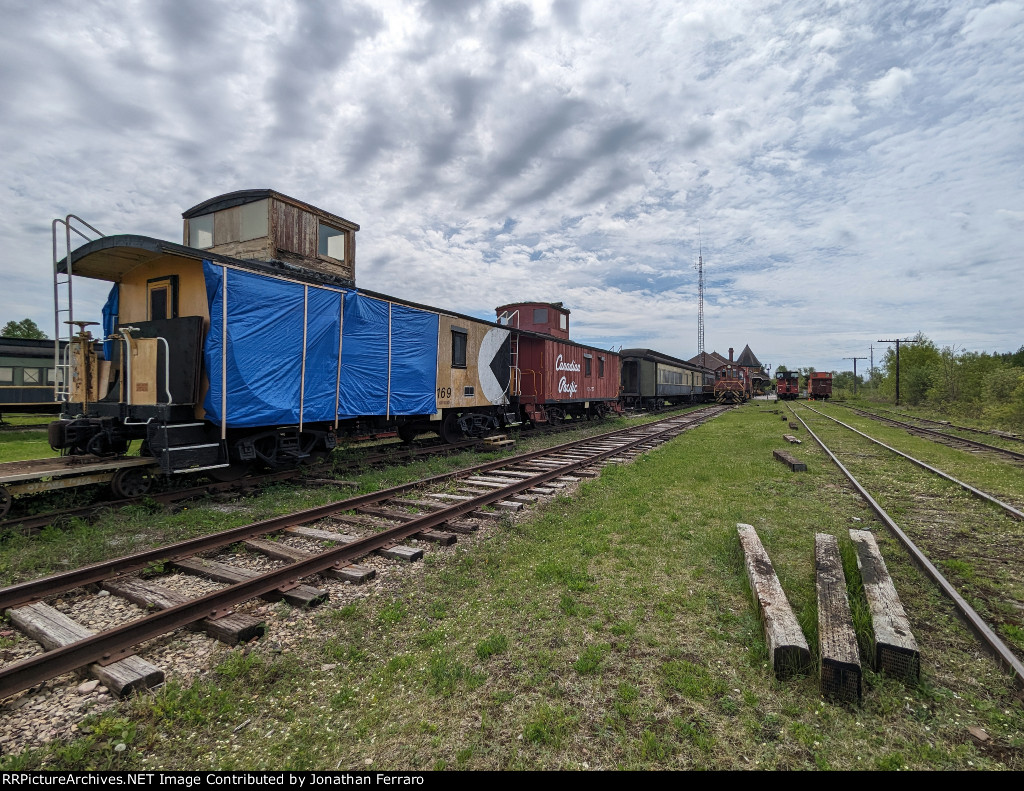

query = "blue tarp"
[202, 261, 438, 427]
[101, 284, 119, 360]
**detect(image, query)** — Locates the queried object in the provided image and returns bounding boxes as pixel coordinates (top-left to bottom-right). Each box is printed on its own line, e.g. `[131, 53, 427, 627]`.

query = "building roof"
[735, 344, 762, 368]
[686, 350, 730, 369]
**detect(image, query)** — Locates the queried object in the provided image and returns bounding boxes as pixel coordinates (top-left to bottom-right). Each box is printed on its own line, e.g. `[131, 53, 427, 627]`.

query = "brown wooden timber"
[101, 576, 265, 645]
[783, 434, 802, 444]
[773, 450, 807, 471]
[849, 530, 920, 682]
[737, 523, 810, 679]
[6, 603, 163, 696]
[815, 533, 862, 703]
[171, 558, 328, 608]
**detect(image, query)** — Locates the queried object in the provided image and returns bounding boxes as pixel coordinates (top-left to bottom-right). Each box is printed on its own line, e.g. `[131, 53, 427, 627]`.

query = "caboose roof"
[181, 189, 359, 231]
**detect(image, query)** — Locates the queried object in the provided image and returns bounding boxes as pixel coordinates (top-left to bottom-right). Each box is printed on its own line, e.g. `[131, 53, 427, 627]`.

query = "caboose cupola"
[495, 301, 570, 339]
[181, 190, 359, 286]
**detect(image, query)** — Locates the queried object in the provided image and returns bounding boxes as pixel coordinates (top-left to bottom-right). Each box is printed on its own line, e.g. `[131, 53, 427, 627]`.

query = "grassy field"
[2, 403, 1022, 770]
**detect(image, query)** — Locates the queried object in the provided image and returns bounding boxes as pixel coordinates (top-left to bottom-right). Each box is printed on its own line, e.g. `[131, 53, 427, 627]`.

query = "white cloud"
[864, 66, 914, 105]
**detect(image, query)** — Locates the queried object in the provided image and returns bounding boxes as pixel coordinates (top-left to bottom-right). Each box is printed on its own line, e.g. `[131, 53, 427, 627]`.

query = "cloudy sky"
[2, 0, 1022, 375]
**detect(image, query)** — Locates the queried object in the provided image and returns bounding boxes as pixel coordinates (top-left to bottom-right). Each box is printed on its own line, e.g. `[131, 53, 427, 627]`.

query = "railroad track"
[0, 438, 482, 533]
[865, 405, 1024, 445]
[0, 405, 729, 701]
[788, 403, 1024, 687]
[838, 404, 1024, 462]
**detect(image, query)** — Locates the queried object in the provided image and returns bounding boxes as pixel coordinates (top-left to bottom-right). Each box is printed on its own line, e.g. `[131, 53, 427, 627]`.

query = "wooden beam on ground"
[788, 422, 800, 430]
[416, 530, 457, 546]
[172, 558, 328, 608]
[783, 434, 802, 444]
[849, 530, 920, 683]
[102, 576, 264, 645]
[7, 602, 163, 697]
[377, 545, 424, 562]
[815, 534, 862, 703]
[773, 450, 807, 471]
[736, 523, 811, 679]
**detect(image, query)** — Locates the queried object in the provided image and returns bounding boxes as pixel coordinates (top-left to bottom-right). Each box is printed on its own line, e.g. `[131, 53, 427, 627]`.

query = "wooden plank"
[773, 450, 807, 471]
[443, 520, 479, 534]
[416, 530, 457, 546]
[356, 507, 419, 523]
[815, 534, 862, 703]
[7, 602, 163, 697]
[849, 530, 920, 682]
[388, 498, 448, 511]
[102, 576, 265, 646]
[377, 545, 423, 562]
[783, 434, 802, 444]
[788, 422, 800, 430]
[736, 523, 811, 679]
[171, 558, 328, 608]
[284, 525, 359, 543]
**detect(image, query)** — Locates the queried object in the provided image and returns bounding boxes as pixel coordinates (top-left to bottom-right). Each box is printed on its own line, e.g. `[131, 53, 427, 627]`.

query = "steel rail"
[0, 411, 717, 698]
[0, 407, 722, 610]
[0, 439, 482, 535]
[864, 406, 1024, 445]
[840, 405, 1024, 462]
[801, 404, 1024, 521]
[787, 404, 1024, 687]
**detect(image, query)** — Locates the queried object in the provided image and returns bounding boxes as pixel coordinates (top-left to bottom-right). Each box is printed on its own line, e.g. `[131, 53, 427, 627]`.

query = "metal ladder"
[52, 215, 104, 402]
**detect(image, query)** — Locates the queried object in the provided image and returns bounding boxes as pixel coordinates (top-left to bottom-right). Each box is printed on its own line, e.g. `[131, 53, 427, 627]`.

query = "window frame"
[451, 326, 468, 369]
[0, 366, 13, 384]
[147, 275, 179, 321]
[318, 222, 347, 262]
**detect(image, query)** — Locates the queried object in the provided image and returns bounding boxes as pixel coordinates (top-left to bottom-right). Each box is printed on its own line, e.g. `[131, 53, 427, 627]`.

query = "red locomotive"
[808, 371, 833, 400]
[496, 302, 621, 423]
[775, 370, 799, 400]
[713, 364, 751, 404]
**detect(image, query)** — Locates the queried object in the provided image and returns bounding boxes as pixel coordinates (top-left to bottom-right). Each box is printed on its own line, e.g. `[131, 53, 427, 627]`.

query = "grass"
[2, 402, 1023, 769]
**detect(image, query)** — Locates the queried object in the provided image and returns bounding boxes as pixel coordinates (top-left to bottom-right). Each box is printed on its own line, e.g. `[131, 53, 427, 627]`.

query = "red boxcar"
[496, 301, 621, 424]
[808, 371, 832, 400]
[776, 370, 800, 400]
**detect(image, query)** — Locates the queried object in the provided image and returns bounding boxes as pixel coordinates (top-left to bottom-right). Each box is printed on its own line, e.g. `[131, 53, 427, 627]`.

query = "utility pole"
[694, 227, 705, 368]
[869, 344, 874, 381]
[877, 339, 919, 405]
[843, 357, 867, 396]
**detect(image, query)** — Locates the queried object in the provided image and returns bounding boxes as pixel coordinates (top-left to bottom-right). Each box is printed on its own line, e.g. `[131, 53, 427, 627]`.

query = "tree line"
[782, 333, 1024, 429]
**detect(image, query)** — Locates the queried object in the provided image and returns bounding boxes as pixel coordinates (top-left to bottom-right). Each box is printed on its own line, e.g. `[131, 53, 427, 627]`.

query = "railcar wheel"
[0, 486, 11, 519]
[440, 413, 465, 444]
[398, 423, 419, 444]
[110, 467, 154, 499]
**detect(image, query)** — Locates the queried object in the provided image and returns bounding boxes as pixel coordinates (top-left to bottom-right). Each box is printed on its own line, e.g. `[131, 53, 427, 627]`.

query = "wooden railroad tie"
[849, 530, 920, 683]
[815, 534, 862, 703]
[7, 602, 164, 697]
[171, 557, 329, 608]
[773, 450, 807, 471]
[780, 415, 787, 421]
[788, 422, 800, 430]
[736, 523, 811, 679]
[102, 576, 265, 645]
[783, 434, 802, 444]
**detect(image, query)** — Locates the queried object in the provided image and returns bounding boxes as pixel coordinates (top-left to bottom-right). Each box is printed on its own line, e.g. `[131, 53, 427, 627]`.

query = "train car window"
[23, 368, 41, 384]
[0, 366, 12, 383]
[559, 313, 567, 330]
[189, 215, 214, 249]
[46, 368, 55, 384]
[584, 354, 592, 376]
[318, 223, 346, 260]
[598, 357, 605, 378]
[451, 327, 467, 368]
[147, 276, 179, 321]
[533, 308, 548, 324]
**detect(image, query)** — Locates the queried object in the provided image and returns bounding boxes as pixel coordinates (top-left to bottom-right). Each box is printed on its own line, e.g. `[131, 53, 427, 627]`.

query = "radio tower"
[695, 228, 706, 367]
